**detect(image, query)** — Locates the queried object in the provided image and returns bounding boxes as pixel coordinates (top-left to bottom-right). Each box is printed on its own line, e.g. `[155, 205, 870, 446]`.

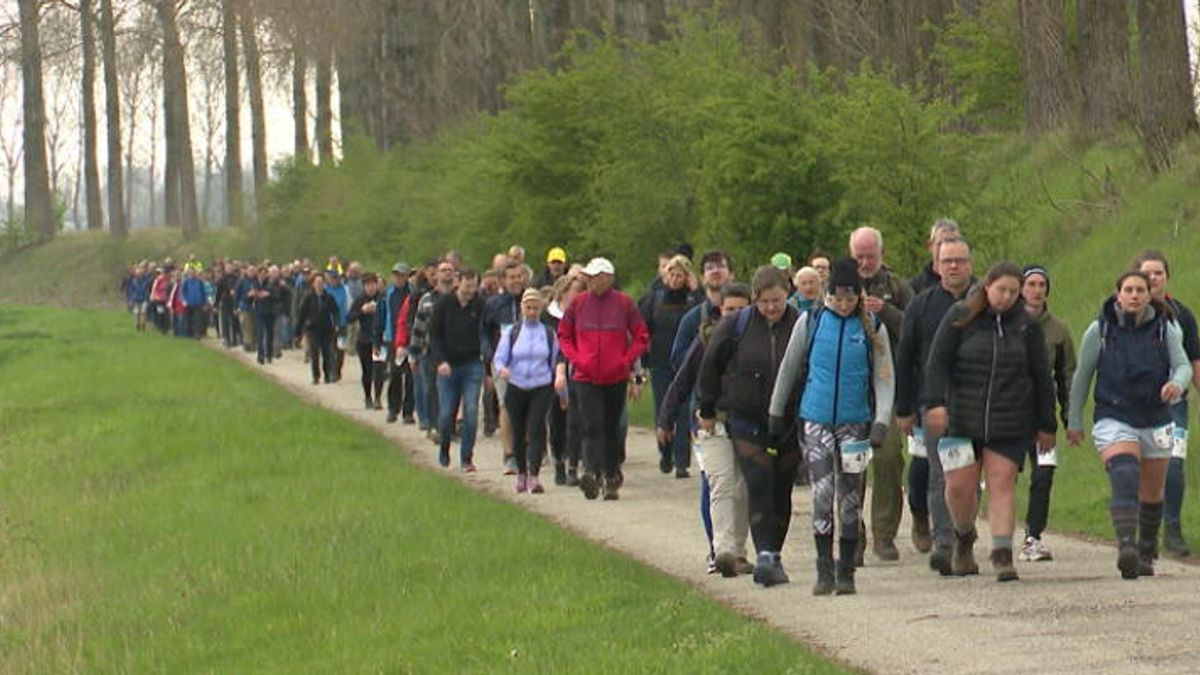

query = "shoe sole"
[834, 586, 856, 595]
[579, 474, 599, 500]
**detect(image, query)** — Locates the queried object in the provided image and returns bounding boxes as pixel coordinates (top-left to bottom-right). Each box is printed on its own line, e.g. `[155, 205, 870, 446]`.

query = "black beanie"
[1023, 265, 1050, 297]
[830, 257, 862, 295]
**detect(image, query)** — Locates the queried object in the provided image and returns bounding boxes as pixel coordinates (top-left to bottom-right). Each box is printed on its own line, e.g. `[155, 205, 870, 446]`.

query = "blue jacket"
[1095, 298, 1173, 428]
[235, 277, 256, 312]
[800, 309, 873, 425]
[326, 284, 349, 327]
[378, 284, 415, 347]
[127, 276, 151, 303]
[670, 300, 718, 372]
[180, 277, 207, 308]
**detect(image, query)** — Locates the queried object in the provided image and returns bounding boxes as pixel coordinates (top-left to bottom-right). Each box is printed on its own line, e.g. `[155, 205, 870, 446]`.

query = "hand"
[629, 381, 643, 401]
[924, 406, 948, 438]
[863, 296, 885, 314]
[363, 301, 376, 314]
[768, 415, 785, 440]
[698, 417, 716, 435]
[437, 362, 451, 377]
[1036, 431, 1056, 453]
[554, 372, 567, 396]
[498, 367, 511, 379]
[1067, 430, 1084, 447]
[896, 415, 915, 436]
[1162, 382, 1183, 403]
[869, 422, 888, 448]
[656, 427, 674, 445]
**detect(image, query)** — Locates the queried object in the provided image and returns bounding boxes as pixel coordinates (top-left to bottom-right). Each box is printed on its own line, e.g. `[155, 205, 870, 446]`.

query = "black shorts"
[973, 437, 1033, 471]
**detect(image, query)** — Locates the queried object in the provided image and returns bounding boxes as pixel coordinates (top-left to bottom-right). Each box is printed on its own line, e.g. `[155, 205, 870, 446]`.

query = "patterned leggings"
[805, 421, 869, 539]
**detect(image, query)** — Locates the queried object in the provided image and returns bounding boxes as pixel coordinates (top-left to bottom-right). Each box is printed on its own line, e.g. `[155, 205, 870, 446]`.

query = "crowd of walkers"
[122, 222, 1200, 593]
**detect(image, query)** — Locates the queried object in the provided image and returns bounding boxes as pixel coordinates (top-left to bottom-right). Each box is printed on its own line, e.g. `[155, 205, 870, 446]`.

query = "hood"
[1100, 295, 1158, 329]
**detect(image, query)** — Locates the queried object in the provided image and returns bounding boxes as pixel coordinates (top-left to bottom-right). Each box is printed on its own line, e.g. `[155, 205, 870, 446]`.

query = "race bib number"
[907, 427, 927, 458]
[841, 439, 872, 474]
[1153, 424, 1175, 452]
[1037, 445, 1058, 467]
[1173, 426, 1189, 459]
[336, 336, 348, 351]
[938, 436, 975, 473]
[373, 346, 388, 363]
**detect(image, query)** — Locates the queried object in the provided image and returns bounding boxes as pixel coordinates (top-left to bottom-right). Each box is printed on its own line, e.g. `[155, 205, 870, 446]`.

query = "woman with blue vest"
[495, 288, 559, 494]
[770, 257, 895, 595]
[1067, 270, 1192, 579]
[923, 262, 1057, 583]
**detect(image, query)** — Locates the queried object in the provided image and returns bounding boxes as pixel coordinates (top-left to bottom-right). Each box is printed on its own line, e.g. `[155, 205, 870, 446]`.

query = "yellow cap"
[546, 247, 567, 263]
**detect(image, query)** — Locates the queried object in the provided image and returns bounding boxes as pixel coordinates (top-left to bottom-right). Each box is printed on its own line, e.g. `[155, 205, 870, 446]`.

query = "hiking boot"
[929, 545, 953, 576]
[659, 456, 673, 474]
[437, 446, 450, 468]
[1117, 543, 1140, 580]
[1018, 536, 1053, 562]
[714, 551, 739, 578]
[529, 477, 544, 494]
[813, 557, 835, 596]
[990, 547, 1019, 582]
[753, 552, 789, 588]
[566, 467, 580, 487]
[609, 470, 624, 489]
[515, 473, 528, 494]
[602, 475, 620, 500]
[1164, 522, 1191, 558]
[911, 513, 932, 553]
[873, 538, 900, 562]
[734, 557, 755, 575]
[952, 529, 979, 576]
[373, 399, 383, 411]
[554, 462, 567, 486]
[675, 467, 690, 479]
[364, 397, 374, 410]
[402, 415, 415, 425]
[386, 411, 398, 423]
[579, 473, 600, 500]
[1138, 540, 1157, 577]
[834, 563, 856, 595]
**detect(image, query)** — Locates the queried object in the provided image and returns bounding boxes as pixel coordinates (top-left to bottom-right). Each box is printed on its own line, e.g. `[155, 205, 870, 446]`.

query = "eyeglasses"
[703, 263, 729, 273]
[939, 257, 970, 266]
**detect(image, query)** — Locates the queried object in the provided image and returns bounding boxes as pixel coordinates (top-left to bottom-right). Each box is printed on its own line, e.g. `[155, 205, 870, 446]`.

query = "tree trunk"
[1017, 0, 1073, 134]
[80, 0, 105, 231]
[162, 43, 179, 227]
[221, 0, 243, 227]
[240, 0, 268, 214]
[124, 65, 141, 228]
[157, 0, 200, 238]
[314, 43, 333, 164]
[1135, 0, 1197, 171]
[1077, 0, 1131, 136]
[293, 42, 309, 164]
[99, 0, 125, 235]
[18, 0, 55, 240]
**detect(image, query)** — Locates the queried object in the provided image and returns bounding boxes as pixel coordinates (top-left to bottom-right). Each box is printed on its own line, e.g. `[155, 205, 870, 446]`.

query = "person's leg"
[650, 366, 674, 472]
[505, 384, 532, 476]
[1100, 438, 1143, 578]
[547, 396, 566, 477]
[734, 435, 789, 587]
[832, 424, 867, 592]
[908, 453, 931, 552]
[983, 449, 1019, 580]
[373, 360, 387, 404]
[482, 375, 499, 436]
[357, 343, 374, 400]
[707, 430, 749, 575]
[574, 382, 605, 496]
[307, 332, 321, 382]
[400, 361, 415, 420]
[320, 334, 336, 383]
[412, 357, 429, 427]
[525, 386, 554, 478]
[601, 382, 627, 484]
[870, 423, 905, 558]
[436, 366, 460, 464]
[922, 421, 955, 571]
[944, 452, 982, 576]
[457, 361, 484, 466]
[1164, 401, 1190, 556]
[386, 360, 403, 420]
[263, 314, 275, 360]
[1024, 440, 1055, 553]
[424, 358, 439, 432]
[1139, 452, 1170, 574]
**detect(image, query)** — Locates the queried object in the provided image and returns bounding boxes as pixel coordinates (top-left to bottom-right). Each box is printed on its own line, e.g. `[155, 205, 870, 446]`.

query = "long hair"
[855, 295, 890, 381]
[954, 261, 1023, 328]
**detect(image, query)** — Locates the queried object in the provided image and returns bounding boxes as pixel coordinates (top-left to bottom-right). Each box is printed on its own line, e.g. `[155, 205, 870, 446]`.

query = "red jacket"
[558, 289, 649, 385]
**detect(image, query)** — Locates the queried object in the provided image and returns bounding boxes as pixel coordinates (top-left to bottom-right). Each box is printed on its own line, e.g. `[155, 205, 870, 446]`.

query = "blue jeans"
[412, 356, 430, 428]
[1165, 400, 1189, 525]
[256, 312, 276, 362]
[437, 360, 484, 465]
[651, 365, 690, 469]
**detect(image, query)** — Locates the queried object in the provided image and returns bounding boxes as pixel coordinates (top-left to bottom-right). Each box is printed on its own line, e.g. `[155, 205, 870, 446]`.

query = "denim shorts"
[1093, 418, 1174, 459]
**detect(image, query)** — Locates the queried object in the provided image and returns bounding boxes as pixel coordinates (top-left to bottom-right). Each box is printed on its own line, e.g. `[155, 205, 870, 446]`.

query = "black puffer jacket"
[697, 305, 798, 429]
[922, 300, 1056, 442]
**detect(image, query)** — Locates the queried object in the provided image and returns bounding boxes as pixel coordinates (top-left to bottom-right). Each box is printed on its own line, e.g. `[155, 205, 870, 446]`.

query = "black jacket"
[348, 292, 383, 346]
[697, 306, 798, 429]
[431, 292, 485, 367]
[923, 301, 1056, 442]
[908, 262, 941, 297]
[297, 289, 340, 336]
[894, 281, 973, 418]
[639, 286, 700, 369]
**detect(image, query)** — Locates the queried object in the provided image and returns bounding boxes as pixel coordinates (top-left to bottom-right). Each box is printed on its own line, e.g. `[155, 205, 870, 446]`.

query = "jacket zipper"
[984, 313, 1000, 442]
[833, 316, 845, 425]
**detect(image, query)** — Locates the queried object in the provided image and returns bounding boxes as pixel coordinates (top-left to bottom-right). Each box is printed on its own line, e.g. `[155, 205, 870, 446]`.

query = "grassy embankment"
[0, 305, 841, 672]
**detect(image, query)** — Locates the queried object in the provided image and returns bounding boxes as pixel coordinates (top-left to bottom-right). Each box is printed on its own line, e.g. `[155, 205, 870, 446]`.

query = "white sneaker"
[1019, 536, 1053, 562]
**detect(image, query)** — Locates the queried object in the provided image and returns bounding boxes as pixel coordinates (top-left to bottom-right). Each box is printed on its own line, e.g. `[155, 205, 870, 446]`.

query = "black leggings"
[576, 381, 626, 479]
[387, 359, 414, 416]
[307, 331, 335, 382]
[355, 343, 386, 400]
[506, 384, 554, 475]
[733, 431, 800, 554]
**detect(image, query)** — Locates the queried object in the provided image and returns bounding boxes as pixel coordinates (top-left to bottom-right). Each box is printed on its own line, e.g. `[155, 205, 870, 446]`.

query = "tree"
[157, 0, 200, 238]
[313, 40, 333, 163]
[99, 0, 126, 235]
[1076, 0, 1131, 136]
[80, 0, 104, 230]
[220, 0, 243, 226]
[1135, 0, 1197, 170]
[1017, 0, 1073, 134]
[18, 0, 55, 240]
[0, 63, 23, 227]
[240, 0, 267, 213]
[291, 25, 308, 164]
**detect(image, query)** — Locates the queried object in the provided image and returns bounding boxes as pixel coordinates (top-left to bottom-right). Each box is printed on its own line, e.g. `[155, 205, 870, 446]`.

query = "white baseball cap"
[582, 257, 615, 276]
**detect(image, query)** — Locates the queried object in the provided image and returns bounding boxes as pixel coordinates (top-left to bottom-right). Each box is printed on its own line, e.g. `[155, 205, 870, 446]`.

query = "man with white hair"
[849, 226, 912, 562]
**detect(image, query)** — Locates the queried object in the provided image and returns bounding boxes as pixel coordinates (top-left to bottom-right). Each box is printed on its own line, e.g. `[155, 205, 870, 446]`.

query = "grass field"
[0, 305, 841, 673]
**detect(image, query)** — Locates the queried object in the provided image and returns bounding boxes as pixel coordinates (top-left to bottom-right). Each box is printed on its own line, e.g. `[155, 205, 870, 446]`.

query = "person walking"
[482, 261, 529, 473]
[909, 218, 961, 296]
[1134, 250, 1200, 558]
[410, 260, 457, 441]
[1067, 270, 1192, 578]
[494, 289, 559, 494]
[557, 257, 649, 500]
[895, 236, 975, 574]
[252, 266, 282, 364]
[922, 261, 1057, 582]
[236, 266, 258, 351]
[1017, 266, 1077, 563]
[770, 258, 895, 595]
[348, 273, 386, 409]
[697, 266, 799, 587]
[546, 275, 587, 485]
[296, 273, 340, 385]
[430, 268, 487, 471]
[325, 270, 350, 381]
[378, 262, 417, 423]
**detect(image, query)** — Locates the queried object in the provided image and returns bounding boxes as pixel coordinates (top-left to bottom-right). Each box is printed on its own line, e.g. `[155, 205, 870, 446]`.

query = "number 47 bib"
[938, 436, 976, 473]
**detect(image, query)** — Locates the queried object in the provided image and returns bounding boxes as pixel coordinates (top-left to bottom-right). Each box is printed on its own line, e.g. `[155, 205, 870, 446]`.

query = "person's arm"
[557, 300, 580, 367]
[1166, 321, 1194, 393]
[480, 298, 498, 364]
[1067, 321, 1101, 432]
[429, 297, 447, 367]
[920, 306, 963, 410]
[658, 337, 704, 430]
[696, 317, 735, 420]
[872, 325, 896, 426]
[623, 296, 651, 368]
[493, 325, 513, 375]
[768, 312, 810, 420]
[893, 297, 921, 418]
[638, 292, 655, 369]
[1055, 325, 1077, 427]
[670, 306, 700, 372]
[1024, 321, 1057, 434]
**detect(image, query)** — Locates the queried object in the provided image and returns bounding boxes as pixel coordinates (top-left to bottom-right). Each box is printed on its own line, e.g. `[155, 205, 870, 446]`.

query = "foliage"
[0, 305, 841, 673]
[932, 0, 1023, 132]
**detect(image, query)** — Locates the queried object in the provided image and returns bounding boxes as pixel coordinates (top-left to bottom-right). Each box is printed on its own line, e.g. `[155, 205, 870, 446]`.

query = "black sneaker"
[929, 545, 953, 576]
[386, 411, 398, 423]
[364, 398, 374, 410]
[1164, 522, 1191, 557]
[813, 558, 835, 596]
[437, 446, 450, 468]
[402, 415, 415, 425]
[554, 462, 567, 486]
[602, 475, 620, 500]
[659, 457, 673, 474]
[579, 473, 600, 500]
[1118, 543, 1140, 580]
[834, 563, 856, 595]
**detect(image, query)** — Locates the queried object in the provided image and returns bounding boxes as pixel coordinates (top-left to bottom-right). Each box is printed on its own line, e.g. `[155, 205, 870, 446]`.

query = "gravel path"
[222, 344, 1200, 674]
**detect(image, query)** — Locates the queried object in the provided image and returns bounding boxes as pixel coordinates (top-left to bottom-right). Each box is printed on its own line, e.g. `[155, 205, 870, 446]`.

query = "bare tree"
[99, 0, 126, 235]
[18, 0, 56, 239]
[157, 0, 200, 237]
[240, 0, 267, 212]
[0, 63, 24, 227]
[1135, 0, 1197, 170]
[1017, 0, 1073, 134]
[79, 0, 104, 230]
[220, 0, 242, 225]
[314, 39, 332, 163]
[291, 26, 308, 164]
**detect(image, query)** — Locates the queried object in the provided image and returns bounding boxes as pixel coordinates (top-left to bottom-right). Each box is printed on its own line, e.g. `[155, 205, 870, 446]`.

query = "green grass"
[0, 305, 840, 673]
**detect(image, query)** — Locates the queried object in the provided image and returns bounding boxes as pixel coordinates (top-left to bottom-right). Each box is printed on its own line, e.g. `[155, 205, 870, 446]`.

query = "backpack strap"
[732, 306, 753, 338]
